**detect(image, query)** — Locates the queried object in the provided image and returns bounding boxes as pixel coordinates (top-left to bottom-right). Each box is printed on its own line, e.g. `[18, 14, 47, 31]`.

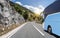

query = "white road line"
[0, 22, 28, 38]
[33, 25, 45, 36]
[8, 22, 27, 38]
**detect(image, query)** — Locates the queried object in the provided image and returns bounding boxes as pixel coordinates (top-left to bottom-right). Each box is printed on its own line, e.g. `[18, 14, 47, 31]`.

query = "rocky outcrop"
[0, 0, 25, 27]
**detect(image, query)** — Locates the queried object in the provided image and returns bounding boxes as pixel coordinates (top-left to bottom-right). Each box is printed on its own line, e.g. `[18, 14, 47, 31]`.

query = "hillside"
[0, 0, 44, 36]
[9, 1, 34, 14]
[9, 1, 44, 24]
[0, 0, 25, 36]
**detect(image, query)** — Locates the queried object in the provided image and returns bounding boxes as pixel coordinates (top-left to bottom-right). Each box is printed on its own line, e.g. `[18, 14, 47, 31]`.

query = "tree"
[23, 11, 28, 21]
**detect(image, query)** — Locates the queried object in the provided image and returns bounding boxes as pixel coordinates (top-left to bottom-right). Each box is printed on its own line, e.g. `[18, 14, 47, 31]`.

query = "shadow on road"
[44, 30, 60, 38]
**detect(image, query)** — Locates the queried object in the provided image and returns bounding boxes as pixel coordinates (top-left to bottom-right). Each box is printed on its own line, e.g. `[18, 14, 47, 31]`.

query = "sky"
[11, 0, 56, 15]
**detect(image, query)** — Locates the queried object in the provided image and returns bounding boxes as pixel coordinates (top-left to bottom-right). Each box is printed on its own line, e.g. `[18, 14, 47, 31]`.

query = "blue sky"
[11, 0, 56, 8]
[11, 0, 56, 15]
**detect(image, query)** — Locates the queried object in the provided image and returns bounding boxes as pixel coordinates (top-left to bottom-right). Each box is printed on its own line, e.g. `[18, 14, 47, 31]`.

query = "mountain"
[9, 1, 34, 14]
[0, 0, 44, 36]
[9, 1, 44, 24]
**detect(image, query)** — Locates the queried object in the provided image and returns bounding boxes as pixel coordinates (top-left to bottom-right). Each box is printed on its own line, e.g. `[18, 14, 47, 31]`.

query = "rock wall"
[0, 0, 25, 27]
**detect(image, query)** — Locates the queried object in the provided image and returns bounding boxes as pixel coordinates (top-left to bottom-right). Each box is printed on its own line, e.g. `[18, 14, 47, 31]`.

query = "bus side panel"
[51, 14, 60, 36]
[44, 13, 60, 36]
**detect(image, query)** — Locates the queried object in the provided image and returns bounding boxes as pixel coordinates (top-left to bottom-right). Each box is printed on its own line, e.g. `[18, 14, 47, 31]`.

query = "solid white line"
[0, 22, 28, 38]
[33, 25, 45, 36]
[8, 23, 27, 38]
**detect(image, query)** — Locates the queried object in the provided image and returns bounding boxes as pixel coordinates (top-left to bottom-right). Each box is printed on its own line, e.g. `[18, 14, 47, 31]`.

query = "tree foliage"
[9, 1, 44, 24]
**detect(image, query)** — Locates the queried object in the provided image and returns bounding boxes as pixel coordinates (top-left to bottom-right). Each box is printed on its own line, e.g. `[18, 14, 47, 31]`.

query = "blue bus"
[44, 12, 60, 36]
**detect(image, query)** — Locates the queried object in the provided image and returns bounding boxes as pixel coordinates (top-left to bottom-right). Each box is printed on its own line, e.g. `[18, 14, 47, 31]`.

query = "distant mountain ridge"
[9, 1, 34, 14]
[9, 1, 44, 24]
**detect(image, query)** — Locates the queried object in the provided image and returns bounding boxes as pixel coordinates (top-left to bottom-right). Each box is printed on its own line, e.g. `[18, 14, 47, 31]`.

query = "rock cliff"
[0, 0, 25, 27]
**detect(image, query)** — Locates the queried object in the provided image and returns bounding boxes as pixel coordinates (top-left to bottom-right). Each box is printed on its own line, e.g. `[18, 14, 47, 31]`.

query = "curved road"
[10, 22, 56, 38]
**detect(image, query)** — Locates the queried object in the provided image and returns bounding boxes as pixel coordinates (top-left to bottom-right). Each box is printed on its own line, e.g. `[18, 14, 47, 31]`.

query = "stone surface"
[0, 0, 25, 27]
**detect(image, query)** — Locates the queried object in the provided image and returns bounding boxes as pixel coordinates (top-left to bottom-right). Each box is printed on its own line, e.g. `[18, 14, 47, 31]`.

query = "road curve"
[10, 22, 56, 38]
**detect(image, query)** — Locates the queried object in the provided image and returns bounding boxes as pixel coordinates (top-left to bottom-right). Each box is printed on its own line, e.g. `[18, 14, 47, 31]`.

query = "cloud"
[15, 2, 23, 5]
[23, 5, 44, 15]
[38, 5, 44, 9]
[15, 2, 44, 15]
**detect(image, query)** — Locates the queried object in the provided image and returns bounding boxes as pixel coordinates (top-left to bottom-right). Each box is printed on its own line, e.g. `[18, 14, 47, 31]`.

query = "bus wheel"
[47, 25, 52, 34]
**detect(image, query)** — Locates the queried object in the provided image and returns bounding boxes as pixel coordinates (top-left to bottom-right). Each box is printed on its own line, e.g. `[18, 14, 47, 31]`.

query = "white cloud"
[15, 2, 44, 15]
[38, 5, 44, 9]
[23, 5, 44, 15]
[15, 2, 23, 5]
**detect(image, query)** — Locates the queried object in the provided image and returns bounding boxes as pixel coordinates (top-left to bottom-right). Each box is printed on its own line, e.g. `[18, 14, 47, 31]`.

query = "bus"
[44, 12, 60, 36]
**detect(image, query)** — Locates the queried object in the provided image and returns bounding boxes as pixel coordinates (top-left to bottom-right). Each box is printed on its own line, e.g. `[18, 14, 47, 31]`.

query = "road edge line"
[8, 22, 28, 38]
[33, 25, 45, 36]
[0, 22, 28, 38]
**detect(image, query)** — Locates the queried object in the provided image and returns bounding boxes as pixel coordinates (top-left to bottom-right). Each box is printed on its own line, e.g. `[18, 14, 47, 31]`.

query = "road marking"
[8, 22, 27, 38]
[0, 22, 28, 38]
[33, 25, 45, 36]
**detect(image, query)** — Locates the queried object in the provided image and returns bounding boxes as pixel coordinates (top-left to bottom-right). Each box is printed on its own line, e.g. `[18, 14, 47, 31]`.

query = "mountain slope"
[9, 1, 44, 24]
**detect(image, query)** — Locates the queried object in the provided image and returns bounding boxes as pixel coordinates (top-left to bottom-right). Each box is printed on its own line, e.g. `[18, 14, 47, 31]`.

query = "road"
[10, 22, 56, 38]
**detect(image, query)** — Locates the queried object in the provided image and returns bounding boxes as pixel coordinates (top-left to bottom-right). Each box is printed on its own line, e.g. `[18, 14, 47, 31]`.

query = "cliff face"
[0, 0, 25, 27]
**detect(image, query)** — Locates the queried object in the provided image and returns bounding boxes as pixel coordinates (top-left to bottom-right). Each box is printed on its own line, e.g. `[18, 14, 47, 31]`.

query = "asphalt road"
[10, 22, 56, 38]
